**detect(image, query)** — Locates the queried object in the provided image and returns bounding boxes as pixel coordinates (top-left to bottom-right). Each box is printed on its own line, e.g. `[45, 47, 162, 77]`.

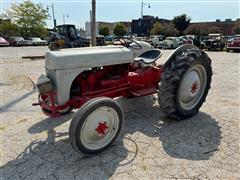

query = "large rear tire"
[69, 97, 123, 154]
[158, 49, 212, 120]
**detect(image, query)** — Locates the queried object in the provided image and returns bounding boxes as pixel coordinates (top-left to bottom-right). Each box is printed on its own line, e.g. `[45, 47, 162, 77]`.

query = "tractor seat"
[134, 49, 162, 64]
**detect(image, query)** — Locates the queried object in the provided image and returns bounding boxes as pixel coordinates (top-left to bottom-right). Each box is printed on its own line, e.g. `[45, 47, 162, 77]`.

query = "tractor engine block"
[70, 63, 162, 99]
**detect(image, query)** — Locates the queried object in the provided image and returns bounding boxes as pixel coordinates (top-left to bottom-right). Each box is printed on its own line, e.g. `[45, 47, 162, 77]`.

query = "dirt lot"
[0, 46, 239, 180]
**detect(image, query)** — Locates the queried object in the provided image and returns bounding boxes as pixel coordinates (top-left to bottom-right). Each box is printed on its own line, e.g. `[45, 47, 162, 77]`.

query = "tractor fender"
[53, 67, 85, 105]
[163, 44, 198, 69]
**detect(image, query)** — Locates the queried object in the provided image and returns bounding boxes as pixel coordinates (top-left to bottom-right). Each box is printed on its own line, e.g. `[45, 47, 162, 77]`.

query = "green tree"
[172, 14, 191, 35]
[114, 23, 126, 36]
[0, 21, 19, 38]
[151, 22, 178, 36]
[99, 25, 109, 36]
[150, 22, 162, 35]
[6, 0, 49, 38]
[232, 22, 240, 34]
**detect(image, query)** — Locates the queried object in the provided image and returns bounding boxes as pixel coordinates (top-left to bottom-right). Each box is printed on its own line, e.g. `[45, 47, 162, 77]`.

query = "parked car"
[43, 37, 50, 45]
[86, 35, 105, 46]
[158, 37, 180, 49]
[224, 35, 234, 43]
[28, 37, 47, 46]
[224, 36, 234, 48]
[104, 35, 116, 42]
[148, 35, 166, 48]
[199, 36, 208, 49]
[133, 37, 148, 42]
[0, 37, 10, 46]
[205, 34, 225, 50]
[184, 35, 201, 47]
[226, 34, 240, 52]
[96, 35, 105, 46]
[8, 37, 32, 46]
[178, 36, 187, 45]
[183, 35, 194, 45]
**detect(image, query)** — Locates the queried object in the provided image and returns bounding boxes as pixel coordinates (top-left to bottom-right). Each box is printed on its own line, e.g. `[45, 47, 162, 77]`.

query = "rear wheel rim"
[178, 64, 207, 110]
[80, 106, 119, 150]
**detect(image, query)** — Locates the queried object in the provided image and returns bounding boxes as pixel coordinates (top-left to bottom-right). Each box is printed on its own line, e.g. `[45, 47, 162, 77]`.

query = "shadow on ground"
[118, 96, 222, 160]
[0, 95, 222, 179]
[0, 89, 36, 113]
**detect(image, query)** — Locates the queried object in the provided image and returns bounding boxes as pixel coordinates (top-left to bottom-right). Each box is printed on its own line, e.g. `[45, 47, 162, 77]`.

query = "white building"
[85, 22, 99, 37]
[85, 21, 116, 37]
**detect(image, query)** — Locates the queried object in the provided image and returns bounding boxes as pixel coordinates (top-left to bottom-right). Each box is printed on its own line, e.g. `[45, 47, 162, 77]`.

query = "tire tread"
[158, 49, 212, 120]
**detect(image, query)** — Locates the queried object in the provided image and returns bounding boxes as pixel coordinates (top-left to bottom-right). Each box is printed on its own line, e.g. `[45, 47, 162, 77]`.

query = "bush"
[0, 21, 20, 38]
[184, 24, 221, 36]
[232, 22, 240, 34]
[99, 25, 109, 37]
[114, 23, 126, 36]
[151, 22, 178, 37]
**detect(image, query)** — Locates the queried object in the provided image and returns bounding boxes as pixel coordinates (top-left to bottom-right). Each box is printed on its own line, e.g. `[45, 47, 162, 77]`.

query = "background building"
[85, 21, 115, 36]
[86, 18, 239, 37]
[131, 15, 170, 37]
[191, 19, 240, 35]
[85, 21, 132, 37]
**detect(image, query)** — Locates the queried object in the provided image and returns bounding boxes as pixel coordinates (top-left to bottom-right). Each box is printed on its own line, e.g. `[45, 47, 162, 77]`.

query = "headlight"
[36, 74, 53, 94]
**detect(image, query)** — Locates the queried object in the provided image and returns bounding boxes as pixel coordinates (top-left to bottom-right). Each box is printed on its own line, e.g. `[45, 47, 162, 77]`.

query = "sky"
[1, 0, 240, 29]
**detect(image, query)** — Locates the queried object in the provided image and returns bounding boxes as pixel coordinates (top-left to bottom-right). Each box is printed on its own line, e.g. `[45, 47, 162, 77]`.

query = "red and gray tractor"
[34, 39, 212, 154]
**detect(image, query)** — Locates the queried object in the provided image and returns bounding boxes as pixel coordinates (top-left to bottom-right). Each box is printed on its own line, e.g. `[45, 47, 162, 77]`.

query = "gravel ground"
[0, 46, 239, 180]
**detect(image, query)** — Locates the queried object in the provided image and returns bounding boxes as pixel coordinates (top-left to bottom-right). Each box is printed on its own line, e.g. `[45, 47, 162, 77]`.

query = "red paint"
[38, 64, 163, 117]
[191, 81, 199, 93]
[95, 122, 108, 135]
[229, 40, 240, 47]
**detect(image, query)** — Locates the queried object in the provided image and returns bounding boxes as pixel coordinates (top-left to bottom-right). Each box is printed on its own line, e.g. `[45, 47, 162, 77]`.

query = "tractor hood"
[45, 45, 134, 70]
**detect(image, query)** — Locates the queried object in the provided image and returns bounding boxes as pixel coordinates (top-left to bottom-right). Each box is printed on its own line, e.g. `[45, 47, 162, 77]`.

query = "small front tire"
[69, 97, 124, 154]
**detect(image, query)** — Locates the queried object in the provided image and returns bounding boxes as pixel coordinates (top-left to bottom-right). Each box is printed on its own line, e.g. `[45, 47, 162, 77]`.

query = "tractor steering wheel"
[117, 38, 143, 50]
[118, 38, 127, 46]
[128, 40, 143, 50]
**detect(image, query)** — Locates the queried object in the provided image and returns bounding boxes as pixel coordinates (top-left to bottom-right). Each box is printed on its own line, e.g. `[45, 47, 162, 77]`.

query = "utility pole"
[141, 1, 150, 19]
[47, 3, 56, 29]
[90, 10, 92, 41]
[63, 14, 69, 25]
[52, 4, 56, 29]
[91, 0, 96, 46]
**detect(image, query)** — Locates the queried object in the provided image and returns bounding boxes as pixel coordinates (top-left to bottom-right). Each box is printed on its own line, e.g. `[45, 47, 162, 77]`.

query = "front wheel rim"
[80, 106, 120, 150]
[178, 64, 207, 110]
